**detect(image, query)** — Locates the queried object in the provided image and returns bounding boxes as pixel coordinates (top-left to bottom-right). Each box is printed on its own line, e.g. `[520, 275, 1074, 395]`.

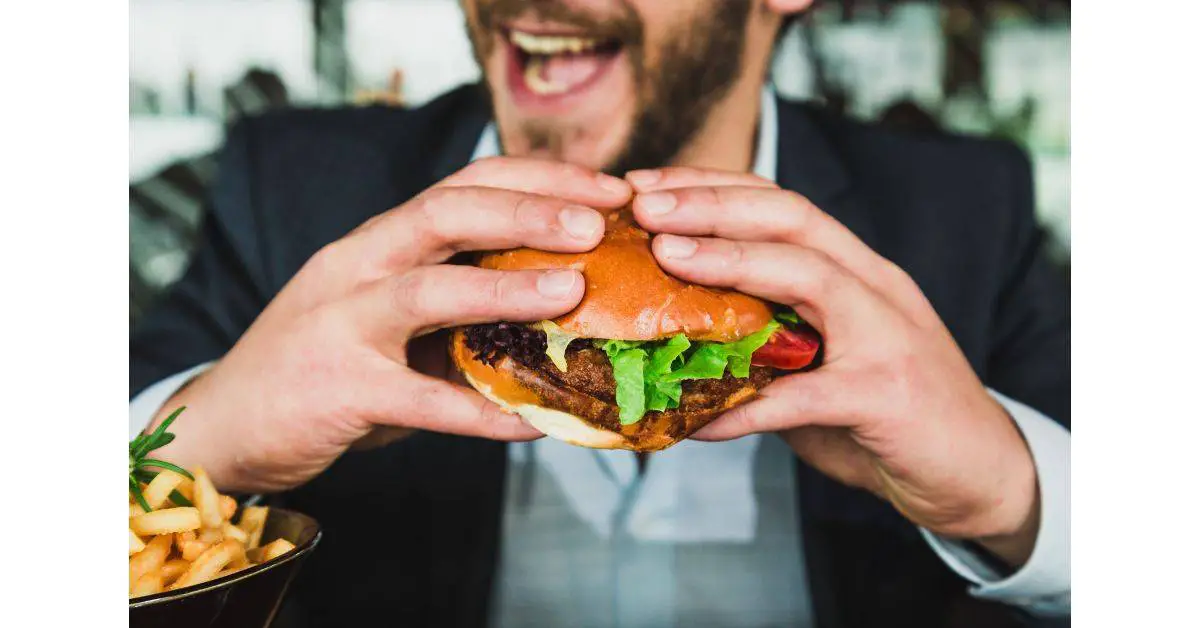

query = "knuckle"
[511, 195, 553, 233]
[782, 190, 814, 228]
[709, 185, 740, 209]
[485, 271, 513, 306]
[880, 258, 916, 292]
[723, 239, 748, 270]
[304, 241, 343, 276]
[390, 270, 432, 321]
[412, 188, 452, 243]
[413, 187, 484, 252]
[798, 249, 839, 296]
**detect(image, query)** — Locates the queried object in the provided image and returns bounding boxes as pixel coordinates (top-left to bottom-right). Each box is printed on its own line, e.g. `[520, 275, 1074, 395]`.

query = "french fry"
[179, 539, 210, 562]
[222, 521, 248, 544]
[219, 495, 238, 521]
[130, 503, 146, 518]
[160, 558, 189, 586]
[248, 538, 295, 564]
[174, 530, 196, 552]
[142, 470, 187, 510]
[170, 540, 243, 590]
[130, 534, 172, 589]
[197, 526, 224, 545]
[228, 553, 251, 570]
[129, 529, 145, 555]
[173, 476, 194, 502]
[130, 507, 201, 536]
[130, 571, 164, 598]
[237, 506, 268, 549]
[191, 467, 223, 529]
[215, 563, 248, 579]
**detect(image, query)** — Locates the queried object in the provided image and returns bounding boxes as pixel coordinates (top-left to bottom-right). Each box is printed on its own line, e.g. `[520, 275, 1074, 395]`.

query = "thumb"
[690, 370, 863, 441]
[370, 371, 543, 442]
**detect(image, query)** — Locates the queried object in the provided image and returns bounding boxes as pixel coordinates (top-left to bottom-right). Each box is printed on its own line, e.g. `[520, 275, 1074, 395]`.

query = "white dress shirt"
[130, 85, 1070, 620]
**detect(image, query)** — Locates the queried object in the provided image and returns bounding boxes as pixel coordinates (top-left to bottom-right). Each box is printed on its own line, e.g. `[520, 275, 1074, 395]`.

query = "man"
[130, 1, 1069, 626]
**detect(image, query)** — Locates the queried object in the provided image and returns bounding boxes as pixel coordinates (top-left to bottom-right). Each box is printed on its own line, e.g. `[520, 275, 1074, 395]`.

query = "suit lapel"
[428, 84, 493, 183]
[773, 97, 881, 256]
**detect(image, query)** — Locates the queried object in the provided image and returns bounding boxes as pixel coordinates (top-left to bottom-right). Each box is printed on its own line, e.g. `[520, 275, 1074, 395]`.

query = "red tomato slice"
[752, 327, 821, 370]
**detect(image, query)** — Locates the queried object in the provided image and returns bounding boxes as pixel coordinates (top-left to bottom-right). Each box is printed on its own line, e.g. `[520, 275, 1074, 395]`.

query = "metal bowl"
[130, 507, 321, 628]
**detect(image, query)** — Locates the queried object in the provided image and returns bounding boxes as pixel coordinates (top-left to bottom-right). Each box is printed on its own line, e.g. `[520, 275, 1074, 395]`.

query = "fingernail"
[637, 191, 677, 216]
[657, 234, 698, 259]
[558, 205, 603, 240]
[596, 173, 630, 195]
[625, 169, 662, 188]
[537, 270, 579, 299]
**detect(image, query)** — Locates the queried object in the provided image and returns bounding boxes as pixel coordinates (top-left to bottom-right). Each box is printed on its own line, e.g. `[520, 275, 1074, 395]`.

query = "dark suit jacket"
[131, 85, 1069, 628]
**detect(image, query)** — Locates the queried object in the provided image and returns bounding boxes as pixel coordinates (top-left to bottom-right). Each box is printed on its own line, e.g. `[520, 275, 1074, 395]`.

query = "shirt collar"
[470, 85, 779, 182]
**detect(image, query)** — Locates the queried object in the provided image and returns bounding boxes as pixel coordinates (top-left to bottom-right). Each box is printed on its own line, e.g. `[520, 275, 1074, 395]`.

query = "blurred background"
[129, 0, 1070, 324]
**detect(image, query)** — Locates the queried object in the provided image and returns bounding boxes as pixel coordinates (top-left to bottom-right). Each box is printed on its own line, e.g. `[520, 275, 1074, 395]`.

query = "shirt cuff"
[129, 362, 215, 441]
[920, 388, 1071, 615]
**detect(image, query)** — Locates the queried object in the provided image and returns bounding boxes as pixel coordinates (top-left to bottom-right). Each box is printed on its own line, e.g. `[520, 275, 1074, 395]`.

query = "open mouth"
[504, 28, 624, 101]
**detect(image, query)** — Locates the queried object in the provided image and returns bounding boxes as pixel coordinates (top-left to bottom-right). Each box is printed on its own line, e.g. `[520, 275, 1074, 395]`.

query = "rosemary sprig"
[129, 406, 194, 512]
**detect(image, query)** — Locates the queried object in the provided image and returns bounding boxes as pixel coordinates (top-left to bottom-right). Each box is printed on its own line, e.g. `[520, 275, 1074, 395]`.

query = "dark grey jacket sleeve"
[985, 146, 1070, 429]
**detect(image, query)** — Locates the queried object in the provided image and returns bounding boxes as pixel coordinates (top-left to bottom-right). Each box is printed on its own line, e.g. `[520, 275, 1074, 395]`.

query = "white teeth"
[510, 30, 600, 55]
[523, 57, 569, 95]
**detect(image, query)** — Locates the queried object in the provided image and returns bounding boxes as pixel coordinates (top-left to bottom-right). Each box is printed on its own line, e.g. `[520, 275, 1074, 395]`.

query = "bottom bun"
[460, 368, 628, 449]
[450, 330, 772, 452]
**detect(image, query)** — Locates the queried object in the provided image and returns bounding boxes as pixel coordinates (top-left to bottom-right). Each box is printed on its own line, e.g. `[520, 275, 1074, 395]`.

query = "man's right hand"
[145, 157, 632, 493]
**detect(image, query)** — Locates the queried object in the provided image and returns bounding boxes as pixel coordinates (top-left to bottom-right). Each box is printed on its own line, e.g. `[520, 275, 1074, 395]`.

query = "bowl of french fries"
[129, 409, 321, 628]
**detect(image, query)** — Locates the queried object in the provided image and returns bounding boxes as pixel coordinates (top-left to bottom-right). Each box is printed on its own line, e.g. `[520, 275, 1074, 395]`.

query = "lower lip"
[504, 38, 622, 112]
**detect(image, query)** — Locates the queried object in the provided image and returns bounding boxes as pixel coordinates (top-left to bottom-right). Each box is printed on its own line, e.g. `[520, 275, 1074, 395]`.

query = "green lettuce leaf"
[598, 339, 645, 355]
[645, 334, 690, 411]
[662, 319, 780, 382]
[608, 346, 648, 425]
[558, 318, 788, 426]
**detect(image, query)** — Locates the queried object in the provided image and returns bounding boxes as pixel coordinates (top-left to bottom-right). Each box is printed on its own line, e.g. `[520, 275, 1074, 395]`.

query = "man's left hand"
[626, 167, 1040, 567]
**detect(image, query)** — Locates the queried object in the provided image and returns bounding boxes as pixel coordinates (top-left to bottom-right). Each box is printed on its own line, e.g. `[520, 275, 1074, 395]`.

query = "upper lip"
[502, 20, 621, 42]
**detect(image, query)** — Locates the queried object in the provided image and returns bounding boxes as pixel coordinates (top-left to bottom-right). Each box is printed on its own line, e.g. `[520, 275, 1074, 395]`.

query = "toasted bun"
[451, 330, 772, 452]
[479, 207, 773, 342]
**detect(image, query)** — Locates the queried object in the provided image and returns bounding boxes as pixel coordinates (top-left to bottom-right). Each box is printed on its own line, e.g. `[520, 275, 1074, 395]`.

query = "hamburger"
[450, 207, 821, 452]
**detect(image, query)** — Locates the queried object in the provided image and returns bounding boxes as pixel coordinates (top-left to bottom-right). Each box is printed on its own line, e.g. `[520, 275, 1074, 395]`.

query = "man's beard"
[467, 0, 753, 175]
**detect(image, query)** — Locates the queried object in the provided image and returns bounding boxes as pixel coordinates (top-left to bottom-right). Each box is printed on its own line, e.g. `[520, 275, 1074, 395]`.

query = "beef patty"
[462, 323, 776, 437]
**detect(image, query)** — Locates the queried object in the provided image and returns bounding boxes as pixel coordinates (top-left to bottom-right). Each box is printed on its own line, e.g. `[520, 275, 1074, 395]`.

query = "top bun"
[478, 207, 773, 342]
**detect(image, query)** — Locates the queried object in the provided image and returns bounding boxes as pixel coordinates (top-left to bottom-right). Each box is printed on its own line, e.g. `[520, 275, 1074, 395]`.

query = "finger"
[343, 186, 607, 272]
[634, 186, 933, 325]
[352, 266, 585, 339]
[441, 156, 633, 206]
[632, 186, 892, 292]
[690, 371, 863, 440]
[650, 234, 890, 332]
[624, 167, 778, 193]
[374, 373, 543, 441]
